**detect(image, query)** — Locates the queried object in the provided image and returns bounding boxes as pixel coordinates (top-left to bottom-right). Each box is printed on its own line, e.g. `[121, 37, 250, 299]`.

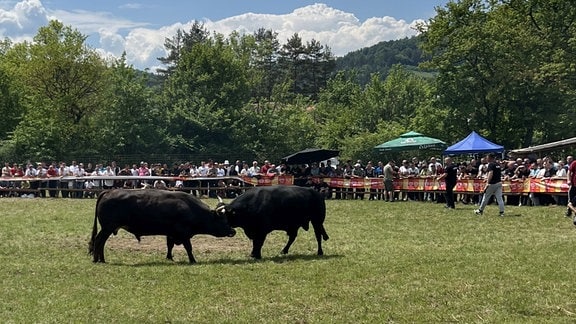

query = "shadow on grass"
[502, 213, 523, 217]
[106, 253, 344, 267]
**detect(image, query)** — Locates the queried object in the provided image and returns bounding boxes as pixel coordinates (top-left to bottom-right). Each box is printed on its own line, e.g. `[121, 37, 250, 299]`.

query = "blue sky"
[1, 0, 449, 71]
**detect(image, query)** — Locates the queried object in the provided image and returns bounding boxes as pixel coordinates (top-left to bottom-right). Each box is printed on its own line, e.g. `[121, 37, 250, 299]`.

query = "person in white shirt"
[217, 163, 226, 177]
[240, 163, 250, 177]
[74, 163, 86, 198]
[248, 161, 261, 177]
[67, 161, 79, 196]
[101, 166, 116, 189]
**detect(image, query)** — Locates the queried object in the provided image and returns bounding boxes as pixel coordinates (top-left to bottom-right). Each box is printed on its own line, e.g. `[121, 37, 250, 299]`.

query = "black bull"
[217, 185, 329, 259]
[88, 189, 236, 263]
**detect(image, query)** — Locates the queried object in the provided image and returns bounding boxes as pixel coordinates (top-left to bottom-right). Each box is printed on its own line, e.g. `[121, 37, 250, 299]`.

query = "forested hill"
[335, 36, 427, 85]
[143, 35, 428, 88]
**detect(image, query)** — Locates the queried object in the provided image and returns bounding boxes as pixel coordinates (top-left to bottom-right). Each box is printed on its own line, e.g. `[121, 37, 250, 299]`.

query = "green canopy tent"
[374, 131, 447, 152]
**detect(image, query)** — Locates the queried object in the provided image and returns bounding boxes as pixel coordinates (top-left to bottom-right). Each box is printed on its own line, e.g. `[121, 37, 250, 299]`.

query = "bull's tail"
[319, 224, 329, 241]
[88, 191, 106, 255]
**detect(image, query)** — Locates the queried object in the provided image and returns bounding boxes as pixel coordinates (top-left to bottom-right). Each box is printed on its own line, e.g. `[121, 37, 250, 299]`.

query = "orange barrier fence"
[240, 176, 568, 194]
[0, 175, 568, 194]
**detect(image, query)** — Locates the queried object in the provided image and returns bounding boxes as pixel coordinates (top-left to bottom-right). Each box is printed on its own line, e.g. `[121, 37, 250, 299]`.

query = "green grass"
[1, 197, 576, 323]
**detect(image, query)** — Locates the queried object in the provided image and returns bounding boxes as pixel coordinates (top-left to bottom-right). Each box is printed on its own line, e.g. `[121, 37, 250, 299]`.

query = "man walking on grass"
[438, 157, 458, 209]
[474, 153, 505, 216]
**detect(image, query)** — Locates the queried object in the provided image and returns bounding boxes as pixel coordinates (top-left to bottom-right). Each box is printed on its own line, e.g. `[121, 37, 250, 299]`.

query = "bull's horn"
[217, 196, 223, 203]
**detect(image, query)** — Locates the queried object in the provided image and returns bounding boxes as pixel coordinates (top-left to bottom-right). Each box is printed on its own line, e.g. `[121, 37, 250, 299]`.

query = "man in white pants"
[475, 153, 505, 216]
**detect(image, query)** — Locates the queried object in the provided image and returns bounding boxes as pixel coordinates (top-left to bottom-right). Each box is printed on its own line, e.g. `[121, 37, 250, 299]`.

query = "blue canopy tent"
[443, 131, 504, 155]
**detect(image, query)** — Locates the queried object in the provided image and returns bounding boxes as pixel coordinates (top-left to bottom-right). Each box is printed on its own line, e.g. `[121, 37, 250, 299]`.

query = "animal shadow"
[107, 253, 343, 267]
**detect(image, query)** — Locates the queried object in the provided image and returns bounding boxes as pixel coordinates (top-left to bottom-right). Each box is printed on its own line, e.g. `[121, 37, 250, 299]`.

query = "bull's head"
[216, 196, 226, 210]
[216, 196, 238, 227]
[213, 197, 236, 237]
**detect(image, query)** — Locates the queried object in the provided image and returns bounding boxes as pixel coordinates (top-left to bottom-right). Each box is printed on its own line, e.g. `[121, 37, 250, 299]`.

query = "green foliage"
[420, 0, 576, 147]
[162, 35, 251, 156]
[156, 21, 210, 76]
[278, 33, 336, 100]
[0, 65, 23, 141]
[3, 6, 576, 164]
[335, 36, 428, 85]
[92, 53, 166, 157]
[2, 20, 107, 161]
[314, 67, 439, 158]
[235, 98, 318, 161]
[2, 198, 576, 322]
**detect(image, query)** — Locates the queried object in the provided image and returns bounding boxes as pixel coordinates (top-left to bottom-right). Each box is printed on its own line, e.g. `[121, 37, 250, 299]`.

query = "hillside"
[335, 35, 430, 85]
[143, 36, 430, 91]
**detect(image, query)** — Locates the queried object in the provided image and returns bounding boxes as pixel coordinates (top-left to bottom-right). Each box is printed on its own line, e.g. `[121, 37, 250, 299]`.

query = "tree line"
[0, 0, 575, 166]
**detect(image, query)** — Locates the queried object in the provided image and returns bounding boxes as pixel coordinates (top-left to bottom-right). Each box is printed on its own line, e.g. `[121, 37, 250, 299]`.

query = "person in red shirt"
[46, 164, 59, 198]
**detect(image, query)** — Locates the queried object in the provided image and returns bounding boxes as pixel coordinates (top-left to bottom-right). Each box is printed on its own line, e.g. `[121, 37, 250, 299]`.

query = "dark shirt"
[487, 162, 502, 184]
[504, 168, 515, 178]
[445, 164, 458, 184]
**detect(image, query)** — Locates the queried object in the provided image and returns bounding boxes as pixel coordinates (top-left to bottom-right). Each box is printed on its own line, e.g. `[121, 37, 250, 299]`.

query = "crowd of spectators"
[0, 155, 571, 206]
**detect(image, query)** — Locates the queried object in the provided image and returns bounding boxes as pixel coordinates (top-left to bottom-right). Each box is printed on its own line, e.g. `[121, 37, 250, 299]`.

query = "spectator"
[309, 162, 320, 177]
[267, 164, 278, 176]
[84, 178, 95, 197]
[500, 161, 520, 206]
[553, 160, 567, 206]
[222, 160, 231, 176]
[138, 162, 150, 177]
[477, 157, 488, 179]
[351, 163, 365, 200]
[153, 179, 168, 190]
[322, 160, 335, 177]
[1, 162, 10, 187]
[37, 162, 48, 198]
[234, 160, 243, 174]
[118, 165, 133, 188]
[341, 163, 354, 199]
[364, 161, 377, 200]
[398, 160, 411, 201]
[457, 162, 472, 204]
[46, 164, 59, 198]
[260, 160, 271, 174]
[428, 157, 442, 173]
[110, 161, 120, 176]
[101, 166, 116, 189]
[382, 160, 396, 202]
[566, 156, 573, 171]
[247, 161, 261, 178]
[239, 163, 250, 177]
[277, 162, 288, 176]
[74, 162, 86, 198]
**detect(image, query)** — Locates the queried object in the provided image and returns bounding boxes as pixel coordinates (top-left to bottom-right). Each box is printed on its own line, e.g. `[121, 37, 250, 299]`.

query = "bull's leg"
[93, 230, 112, 263]
[182, 239, 196, 264]
[251, 235, 266, 259]
[315, 231, 324, 256]
[166, 237, 175, 261]
[281, 228, 298, 255]
[312, 223, 327, 256]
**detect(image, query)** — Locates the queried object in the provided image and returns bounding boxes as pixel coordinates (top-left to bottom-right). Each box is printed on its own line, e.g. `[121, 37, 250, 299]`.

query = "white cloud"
[50, 8, 148, 35]
[0, 0, 49, 42]
[0, 1, 422, 71]
[119, 3, 146, 10]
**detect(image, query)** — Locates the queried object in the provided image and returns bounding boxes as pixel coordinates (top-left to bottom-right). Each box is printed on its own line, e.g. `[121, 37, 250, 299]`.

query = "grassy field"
[1, 196, 576, 323]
